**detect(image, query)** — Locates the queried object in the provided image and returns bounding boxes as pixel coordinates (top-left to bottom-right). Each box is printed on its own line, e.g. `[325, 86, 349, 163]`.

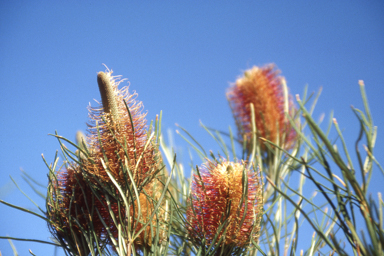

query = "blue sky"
[1, 1, 383, 255]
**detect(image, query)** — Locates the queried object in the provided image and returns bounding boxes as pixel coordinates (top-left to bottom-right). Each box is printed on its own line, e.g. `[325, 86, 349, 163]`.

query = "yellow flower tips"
[227, 64, 297, 151]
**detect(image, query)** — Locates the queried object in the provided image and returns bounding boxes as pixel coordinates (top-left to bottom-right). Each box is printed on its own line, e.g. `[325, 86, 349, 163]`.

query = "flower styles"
[187, 159, 263, 248]
[85, 68, 160, 186]
[227, 64, 297, 151]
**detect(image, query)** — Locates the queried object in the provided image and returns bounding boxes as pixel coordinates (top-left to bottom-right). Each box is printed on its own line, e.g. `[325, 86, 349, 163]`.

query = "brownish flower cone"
[227, 64, 297, 151]
[187, 159, 263, 248]
[85, 68, 161, 186]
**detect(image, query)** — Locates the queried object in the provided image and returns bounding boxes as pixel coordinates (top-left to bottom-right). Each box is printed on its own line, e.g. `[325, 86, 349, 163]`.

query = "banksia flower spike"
[84, 67, 166, 251]
[46, 67, 167, 255]
[85, 67, 160, 186]
[227, 64, 297, 152]
[187, 159, 263, 251]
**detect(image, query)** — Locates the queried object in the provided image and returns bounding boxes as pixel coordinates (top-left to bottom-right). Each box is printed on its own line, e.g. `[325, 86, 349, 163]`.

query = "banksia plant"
[226, 64, 297, 154]
[3, 64, 384, 256]
[186, 159, 263, 254]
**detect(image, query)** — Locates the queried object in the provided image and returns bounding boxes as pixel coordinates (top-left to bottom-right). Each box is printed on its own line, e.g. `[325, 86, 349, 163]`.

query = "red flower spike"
[47, 165, 110, 256]
[227, 64, 297, 151]
[187, 159, 263, 248]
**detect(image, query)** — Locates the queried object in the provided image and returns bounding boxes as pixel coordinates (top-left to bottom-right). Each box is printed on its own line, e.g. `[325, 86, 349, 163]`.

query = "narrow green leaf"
[0, 236, 58, 246]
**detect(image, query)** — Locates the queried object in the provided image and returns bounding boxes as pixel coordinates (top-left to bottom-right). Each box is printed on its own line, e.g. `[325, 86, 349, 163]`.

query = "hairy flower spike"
[187, 159, 263, 248]
[227, 64, 297, 151]
[86, 67, 160, 185]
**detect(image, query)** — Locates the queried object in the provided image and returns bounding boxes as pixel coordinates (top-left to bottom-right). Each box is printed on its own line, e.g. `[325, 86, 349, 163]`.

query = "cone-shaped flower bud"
[85, 68, 160, 186]
[187, 159, 263, 248]
[227, 64, 297, 151]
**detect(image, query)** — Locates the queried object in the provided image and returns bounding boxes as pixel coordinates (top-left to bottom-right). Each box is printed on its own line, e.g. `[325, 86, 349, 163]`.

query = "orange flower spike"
[187, 159, 263, 248]
[86, 67, 159, 185]
[227, 64, 297, 150]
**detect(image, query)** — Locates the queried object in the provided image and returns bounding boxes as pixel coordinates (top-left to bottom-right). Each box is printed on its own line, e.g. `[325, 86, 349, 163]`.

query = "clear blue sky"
[1, 1, 383, 255]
